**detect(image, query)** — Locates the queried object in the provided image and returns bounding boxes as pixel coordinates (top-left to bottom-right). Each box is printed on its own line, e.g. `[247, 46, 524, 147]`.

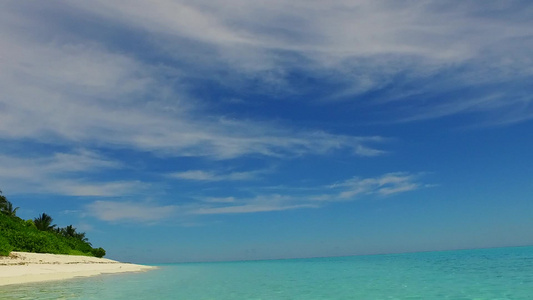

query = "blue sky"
[0, 0, 532, 263]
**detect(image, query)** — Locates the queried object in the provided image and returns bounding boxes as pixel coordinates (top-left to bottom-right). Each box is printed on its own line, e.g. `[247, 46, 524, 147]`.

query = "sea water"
[1, 246, 531, 299]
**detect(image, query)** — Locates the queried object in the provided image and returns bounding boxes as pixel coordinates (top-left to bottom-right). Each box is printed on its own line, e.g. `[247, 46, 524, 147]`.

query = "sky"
[0, 0, 532, 263]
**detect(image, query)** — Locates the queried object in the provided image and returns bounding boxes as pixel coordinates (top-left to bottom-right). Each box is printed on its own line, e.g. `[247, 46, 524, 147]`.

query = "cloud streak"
[0, 150, 142, 196]
[1, 0, 531, 167]
[330, 172, 424, 199]
[170, 169, 266, 182]
[199, 172, 428, 215]
[77, 0, 531, 125]
[85, 171, 427, 222]
[86, 200, 178, 222]
[0, 35, 386, 159]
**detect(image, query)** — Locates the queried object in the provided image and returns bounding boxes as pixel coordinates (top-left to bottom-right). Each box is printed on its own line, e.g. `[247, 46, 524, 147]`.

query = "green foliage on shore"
[0, 234, 13, 256]
[0, 191, 106, 258]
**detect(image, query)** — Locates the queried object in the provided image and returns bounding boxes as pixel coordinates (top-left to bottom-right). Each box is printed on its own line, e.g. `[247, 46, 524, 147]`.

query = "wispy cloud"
[192, 203, 318, 215]
[0, 150, 142, 196]
[329, 172, 425, 199]
[0, 150, 112, 178]
[51, 180, 145, 197]
[1, 0, 529, 167]
[71, 0, 532, 62]
[190, 172, 428, 215]
[0, 5, 388, 160]
[170, 170, 258, 181]
[86, 200, 178, 222]
[61, 0, 532, 126]
[83, 171, 427, 222]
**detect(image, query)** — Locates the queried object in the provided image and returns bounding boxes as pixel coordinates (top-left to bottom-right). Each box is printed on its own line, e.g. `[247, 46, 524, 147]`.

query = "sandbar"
[0, 251, 155, 286]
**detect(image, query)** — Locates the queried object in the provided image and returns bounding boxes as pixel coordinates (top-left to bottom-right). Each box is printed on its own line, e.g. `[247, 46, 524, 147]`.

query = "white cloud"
[170, 169, 266, 181]
[331, 172, 423, 199]
[0, 150, 116, 178]
[192, 203, 317, 215]
[82, 171, 427, 220]
[51, 180, 145, 197]
[86, 200, 178, 222]
[355, 145, 389, 157]
[203, 197, 236, 203]
[0, 150, 142, 196]
[171, 170, 218, 181]
[1, 0, 529, 168]
[63, 0, 533, 125]
[190, 194, 318, 215]
[0, 22, 386, 159]
[71, 0, 526, 61]
[67, 1, 533, 71]
[187, 172, 427, 215]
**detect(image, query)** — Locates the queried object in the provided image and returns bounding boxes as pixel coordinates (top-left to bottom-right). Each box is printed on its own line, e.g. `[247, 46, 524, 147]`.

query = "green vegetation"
[0, 190, 105, 258]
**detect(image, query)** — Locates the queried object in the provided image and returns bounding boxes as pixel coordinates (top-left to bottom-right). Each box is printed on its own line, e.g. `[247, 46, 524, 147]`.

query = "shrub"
[0, 235, 13, 256]
[25, 219, 36, 228]
[92, 247, 106, 258]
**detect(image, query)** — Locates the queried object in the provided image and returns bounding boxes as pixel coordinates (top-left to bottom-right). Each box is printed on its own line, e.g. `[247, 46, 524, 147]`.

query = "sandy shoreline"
[0, 251, 156, 286]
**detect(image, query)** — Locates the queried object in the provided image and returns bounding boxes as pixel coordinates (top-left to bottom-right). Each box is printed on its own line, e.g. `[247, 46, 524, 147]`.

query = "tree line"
[0, 190, 105, 257]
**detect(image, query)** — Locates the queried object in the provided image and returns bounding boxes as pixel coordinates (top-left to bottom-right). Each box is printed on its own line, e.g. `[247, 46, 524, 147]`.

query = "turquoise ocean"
[1, 246, 531, 299]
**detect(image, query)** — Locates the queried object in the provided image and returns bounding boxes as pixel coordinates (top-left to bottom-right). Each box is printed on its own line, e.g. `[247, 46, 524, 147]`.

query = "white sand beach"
[0, 251, 155, 286]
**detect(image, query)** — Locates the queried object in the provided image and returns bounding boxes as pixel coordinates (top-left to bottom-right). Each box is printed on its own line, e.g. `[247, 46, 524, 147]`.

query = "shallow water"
[1, 246, 531, 299]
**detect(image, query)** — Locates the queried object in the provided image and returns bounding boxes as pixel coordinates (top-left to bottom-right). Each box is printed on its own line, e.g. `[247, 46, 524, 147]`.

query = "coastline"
[0, 251, 156, 286]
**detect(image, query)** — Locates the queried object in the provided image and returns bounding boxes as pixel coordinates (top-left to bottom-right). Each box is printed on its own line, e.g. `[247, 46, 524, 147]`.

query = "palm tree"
[1, 201, 19, 217]
[75, 231, 90, 243]
[61, 225, 90, 243]
[63, 225, 77, 238]
[0, 190, 17, 217]
[34, 213, 56, 231]
[0, 190, 7, 212]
